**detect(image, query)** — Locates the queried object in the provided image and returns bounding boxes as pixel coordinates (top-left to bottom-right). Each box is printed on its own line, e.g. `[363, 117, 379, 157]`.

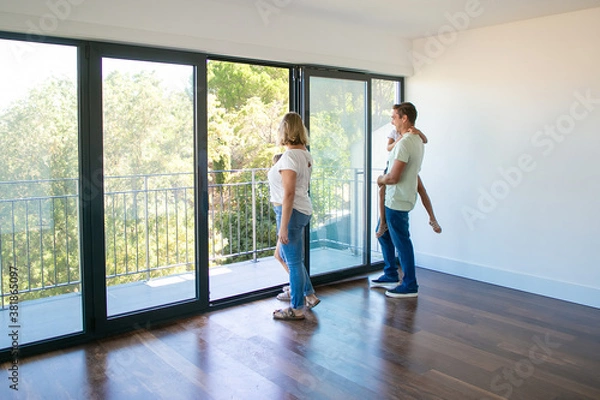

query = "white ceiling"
[242, 0, 600, 39]
[1, 0, 599, 76]
[2, 1, 600, 41]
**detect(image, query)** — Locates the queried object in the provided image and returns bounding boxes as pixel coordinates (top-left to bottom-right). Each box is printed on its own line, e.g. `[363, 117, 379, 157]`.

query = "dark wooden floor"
[2, 268, 599, 400]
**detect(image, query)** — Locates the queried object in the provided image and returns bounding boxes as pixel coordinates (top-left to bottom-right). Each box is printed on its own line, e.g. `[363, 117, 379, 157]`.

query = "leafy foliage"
[0, 55, 380, 302]
[206, 61, 289, 265]
[0, 78, 78, 189]
[0, 77, 80, 301]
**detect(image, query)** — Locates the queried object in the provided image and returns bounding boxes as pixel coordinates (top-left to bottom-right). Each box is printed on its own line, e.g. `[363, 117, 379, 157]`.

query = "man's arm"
[377, 159, 406, 186]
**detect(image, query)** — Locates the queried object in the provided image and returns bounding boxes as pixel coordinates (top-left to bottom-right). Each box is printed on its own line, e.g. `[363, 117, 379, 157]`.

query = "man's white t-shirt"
[385, 133, 424, 212]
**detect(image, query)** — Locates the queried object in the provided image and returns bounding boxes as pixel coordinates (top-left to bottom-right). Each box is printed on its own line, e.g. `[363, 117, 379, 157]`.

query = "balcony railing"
[0, 168, 364, 308]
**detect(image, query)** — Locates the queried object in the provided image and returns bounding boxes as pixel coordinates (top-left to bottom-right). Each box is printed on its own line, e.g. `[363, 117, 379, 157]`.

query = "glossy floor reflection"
[2, 268, 599, 400]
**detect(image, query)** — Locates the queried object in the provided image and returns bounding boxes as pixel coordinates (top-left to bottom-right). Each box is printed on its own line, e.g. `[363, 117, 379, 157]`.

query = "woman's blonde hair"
[277, 112, 309, 146]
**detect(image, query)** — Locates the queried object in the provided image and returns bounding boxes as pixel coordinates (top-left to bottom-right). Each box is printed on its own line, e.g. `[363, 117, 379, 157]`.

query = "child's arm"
[385, 137, 397, 152]
[408, 127, 428, 144]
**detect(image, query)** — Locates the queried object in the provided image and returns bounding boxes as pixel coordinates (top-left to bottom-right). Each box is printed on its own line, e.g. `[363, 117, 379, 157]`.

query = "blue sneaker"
[385, 285, 418, 298]
[371, 275, 400, 289]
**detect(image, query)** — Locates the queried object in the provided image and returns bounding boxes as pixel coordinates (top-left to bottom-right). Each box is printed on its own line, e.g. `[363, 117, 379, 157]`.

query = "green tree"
[103, 70, 193, 182]
[207, 61, 288, 111]
[102, 69, 196, 283]
[207, 60, 289, 173]
[371, 79, 397, 131]
[206, 61, 290, 266]
[0, 77, 78, 195]
[207, 93, 234, 185]
[0, 77, 80, 300]
[0, 59, 293, 299]
[307, 79, 366, 228]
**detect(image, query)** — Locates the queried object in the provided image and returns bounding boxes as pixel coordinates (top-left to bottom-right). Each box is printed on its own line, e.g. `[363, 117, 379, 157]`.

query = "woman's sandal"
[277, 291, 320, 309]
[273, 307, 305, 320]
[276, 285, 291, 301]
[429, 220, 442, 234]
[306, 297, 321, 310]
[276, 291, 291, 301]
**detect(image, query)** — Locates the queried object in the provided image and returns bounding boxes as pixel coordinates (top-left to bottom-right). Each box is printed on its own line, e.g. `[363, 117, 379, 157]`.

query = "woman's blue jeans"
[377, 207, 418, 292]
[274, 206, 315, 309]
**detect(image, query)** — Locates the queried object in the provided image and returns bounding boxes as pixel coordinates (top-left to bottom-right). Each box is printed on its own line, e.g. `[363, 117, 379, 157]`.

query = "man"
[372, 102, 424, 298]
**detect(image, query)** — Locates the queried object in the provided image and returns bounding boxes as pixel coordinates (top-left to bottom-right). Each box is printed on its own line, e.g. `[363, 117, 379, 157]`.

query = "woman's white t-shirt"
[268, 149, 313, 216]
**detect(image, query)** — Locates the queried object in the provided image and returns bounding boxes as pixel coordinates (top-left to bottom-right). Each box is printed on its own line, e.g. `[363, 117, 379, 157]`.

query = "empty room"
[1, 1, 599, 399]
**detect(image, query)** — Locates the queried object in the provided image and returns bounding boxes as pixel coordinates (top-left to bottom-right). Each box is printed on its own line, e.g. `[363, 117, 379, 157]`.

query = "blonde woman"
[268, 112, 320, 320]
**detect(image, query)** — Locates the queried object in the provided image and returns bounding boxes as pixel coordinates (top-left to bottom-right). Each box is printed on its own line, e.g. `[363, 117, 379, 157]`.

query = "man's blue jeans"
[377, 207, 418, 292]
[274, 206, 315, 309]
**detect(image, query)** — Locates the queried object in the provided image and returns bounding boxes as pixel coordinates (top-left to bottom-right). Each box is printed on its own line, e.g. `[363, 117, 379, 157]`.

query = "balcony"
[0, 170, 380, 348]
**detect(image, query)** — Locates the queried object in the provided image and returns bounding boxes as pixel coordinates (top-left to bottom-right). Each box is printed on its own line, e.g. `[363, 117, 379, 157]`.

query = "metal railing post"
[251, 169, 258, 263]
[144, 175, 150, 281]
[0, 231, 3, 310]
[0, 169, 295, 301]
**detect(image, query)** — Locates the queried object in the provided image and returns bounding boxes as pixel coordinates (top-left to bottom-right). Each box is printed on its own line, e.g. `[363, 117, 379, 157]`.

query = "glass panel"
[206, 60, 290, 300]
[102, 58, 195, 316]
[0, 40, 82, 346]
[371, 79, 401, 264]
[309, 76, 367, 274]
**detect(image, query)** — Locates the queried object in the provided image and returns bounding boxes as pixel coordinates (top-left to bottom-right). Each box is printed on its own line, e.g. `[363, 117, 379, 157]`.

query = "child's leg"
[275, 240, 292, 300]
[274, 240, 289, 274]
[417, 176, 442, 234]
[376, 185, 388, 238]
[275, 237, 319, 303]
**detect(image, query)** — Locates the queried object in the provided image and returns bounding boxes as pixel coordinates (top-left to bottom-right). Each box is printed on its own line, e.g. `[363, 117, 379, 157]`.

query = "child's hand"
[408, 127, 428, 143]
[408, 126, 422, 135]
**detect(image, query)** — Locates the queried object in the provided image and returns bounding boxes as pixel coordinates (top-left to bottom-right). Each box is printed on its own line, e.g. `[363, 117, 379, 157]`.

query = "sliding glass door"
[101, 57, 197, 316]
[303, 71, 369, 275]
[206, 60, 290, 300]
[0, 33, 405, 360]
[370, 78, 402, 264]
[0, 39, 83, 346]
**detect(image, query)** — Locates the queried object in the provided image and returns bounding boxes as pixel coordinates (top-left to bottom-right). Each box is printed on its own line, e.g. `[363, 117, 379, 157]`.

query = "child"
[376, 128, 442, 238]
[271, 154, 290, 295]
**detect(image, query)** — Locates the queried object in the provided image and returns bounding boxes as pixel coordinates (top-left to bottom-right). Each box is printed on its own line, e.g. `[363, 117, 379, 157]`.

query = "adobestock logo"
[10, 0, 85, 62]
[409, 0, 484, 73]
[482, 333, 561, 399]
[255, 0, 293, 26]
[462, 89, 600, 230]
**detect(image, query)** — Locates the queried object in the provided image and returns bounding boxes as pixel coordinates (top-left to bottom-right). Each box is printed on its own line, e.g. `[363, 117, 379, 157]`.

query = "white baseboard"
[416, 252, 600, 309]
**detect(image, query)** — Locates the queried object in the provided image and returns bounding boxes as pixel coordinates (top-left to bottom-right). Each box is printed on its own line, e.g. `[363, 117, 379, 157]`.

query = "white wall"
[0, 0, 412, 76]
[407, 7, 600, 308]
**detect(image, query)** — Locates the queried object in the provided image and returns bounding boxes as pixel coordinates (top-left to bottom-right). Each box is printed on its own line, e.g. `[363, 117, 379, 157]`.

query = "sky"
[0, 38, 192, 112]
[0, 40, 76, 111]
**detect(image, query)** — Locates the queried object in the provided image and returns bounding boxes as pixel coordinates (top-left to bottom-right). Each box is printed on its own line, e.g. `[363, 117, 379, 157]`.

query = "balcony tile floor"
[1, 248, 373, 348]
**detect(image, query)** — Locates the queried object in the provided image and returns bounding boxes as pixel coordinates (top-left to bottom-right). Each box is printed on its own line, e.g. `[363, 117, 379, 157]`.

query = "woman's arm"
[279, 169, 297, 244]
